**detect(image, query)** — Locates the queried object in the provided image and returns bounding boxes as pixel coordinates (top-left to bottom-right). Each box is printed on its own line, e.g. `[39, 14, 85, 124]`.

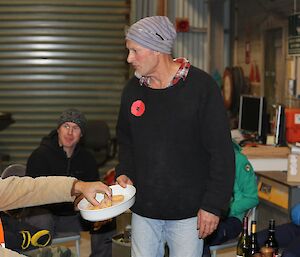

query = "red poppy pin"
[131, 100, 145, 117]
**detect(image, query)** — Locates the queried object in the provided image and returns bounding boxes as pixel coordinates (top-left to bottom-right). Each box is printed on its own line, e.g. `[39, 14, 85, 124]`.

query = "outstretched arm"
[0, 176, 111, 211]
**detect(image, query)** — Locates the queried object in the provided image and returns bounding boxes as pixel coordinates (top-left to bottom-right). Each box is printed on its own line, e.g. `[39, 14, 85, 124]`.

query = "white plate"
[78, 184, 136, 222]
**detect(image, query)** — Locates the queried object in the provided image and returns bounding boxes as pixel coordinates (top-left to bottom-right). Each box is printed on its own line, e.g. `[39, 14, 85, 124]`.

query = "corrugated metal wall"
[169, 0, 209, 71]
[0, 0, 130, 166]
[134, 0, 156, 20]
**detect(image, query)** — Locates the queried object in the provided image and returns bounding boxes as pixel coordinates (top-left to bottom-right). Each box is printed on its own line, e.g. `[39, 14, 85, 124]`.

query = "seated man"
[24, 108, 115, 257]
[203, 140, 259, 256]
[256, 203, 300, 257]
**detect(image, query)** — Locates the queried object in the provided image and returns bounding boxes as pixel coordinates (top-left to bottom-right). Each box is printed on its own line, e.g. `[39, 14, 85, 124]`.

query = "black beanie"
[57, 108, 87, 135]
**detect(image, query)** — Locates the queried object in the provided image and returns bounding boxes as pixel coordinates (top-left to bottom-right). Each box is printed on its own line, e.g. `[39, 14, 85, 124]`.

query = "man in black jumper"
[115, 16, 235, 257]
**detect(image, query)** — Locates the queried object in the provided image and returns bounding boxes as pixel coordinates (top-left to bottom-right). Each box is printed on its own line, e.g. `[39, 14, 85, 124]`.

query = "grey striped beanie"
[126, 16, 176, 54]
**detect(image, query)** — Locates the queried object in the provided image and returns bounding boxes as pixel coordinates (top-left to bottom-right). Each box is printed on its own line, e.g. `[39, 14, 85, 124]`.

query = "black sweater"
[115, 66, 235, 220]
[26, 130, 99, 215]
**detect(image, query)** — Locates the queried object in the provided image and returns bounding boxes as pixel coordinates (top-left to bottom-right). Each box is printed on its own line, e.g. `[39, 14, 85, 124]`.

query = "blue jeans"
[131, 213, 203, 257]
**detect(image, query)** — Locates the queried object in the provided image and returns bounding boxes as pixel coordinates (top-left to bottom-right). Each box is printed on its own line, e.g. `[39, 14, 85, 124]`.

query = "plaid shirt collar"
[136, 57, 190, 88]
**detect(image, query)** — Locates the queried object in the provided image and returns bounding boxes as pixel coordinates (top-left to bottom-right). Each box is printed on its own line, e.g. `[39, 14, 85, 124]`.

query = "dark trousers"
[203, 216, 242, 255]
[257, 222, 300, 257]
[90, 220, 116, 257]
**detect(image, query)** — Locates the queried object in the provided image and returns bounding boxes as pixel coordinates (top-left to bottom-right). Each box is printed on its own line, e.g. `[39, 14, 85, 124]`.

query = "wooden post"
[157, 0, 166, 16]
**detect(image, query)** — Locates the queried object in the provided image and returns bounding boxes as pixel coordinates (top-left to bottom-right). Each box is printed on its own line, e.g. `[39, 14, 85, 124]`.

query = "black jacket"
[26, 129, 99, 215]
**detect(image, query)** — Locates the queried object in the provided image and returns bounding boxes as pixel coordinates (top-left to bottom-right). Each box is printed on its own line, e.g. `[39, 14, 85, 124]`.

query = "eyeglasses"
[62, 123, 80, 132]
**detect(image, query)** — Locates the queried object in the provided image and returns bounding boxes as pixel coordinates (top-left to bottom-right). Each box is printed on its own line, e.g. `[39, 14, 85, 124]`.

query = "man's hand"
[116, 175, 133, 188]
[72, 180, 112, 207]
[197, 209, 220, 239]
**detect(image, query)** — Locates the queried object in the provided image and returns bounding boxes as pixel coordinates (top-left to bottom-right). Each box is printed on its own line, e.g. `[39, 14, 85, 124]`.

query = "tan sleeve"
[0, 176, 76, 211]
[0, 246, 27, 257]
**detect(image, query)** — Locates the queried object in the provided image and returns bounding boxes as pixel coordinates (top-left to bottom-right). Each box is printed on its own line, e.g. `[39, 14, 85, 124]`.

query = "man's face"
[126, 39, 158, 77]
[57, 121, 82, 148]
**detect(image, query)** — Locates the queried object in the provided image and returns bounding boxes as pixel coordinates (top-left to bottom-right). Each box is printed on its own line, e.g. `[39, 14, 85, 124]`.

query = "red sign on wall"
[176, 18, 190, 32]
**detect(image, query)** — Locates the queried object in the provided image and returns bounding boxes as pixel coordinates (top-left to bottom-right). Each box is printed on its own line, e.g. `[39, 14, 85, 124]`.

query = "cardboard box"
[242, 145, 290, 158]
[287, 154, 300, 182]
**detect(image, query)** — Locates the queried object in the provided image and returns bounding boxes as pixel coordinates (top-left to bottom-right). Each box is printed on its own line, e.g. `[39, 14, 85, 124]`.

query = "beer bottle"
[249, 220, 259, 255]
[264, 219, 279, 257]
[237, 216, 250, 257]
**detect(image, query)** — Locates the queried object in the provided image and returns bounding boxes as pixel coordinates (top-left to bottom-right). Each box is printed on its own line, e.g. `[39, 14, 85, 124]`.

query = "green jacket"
[228, 142, 259, 221]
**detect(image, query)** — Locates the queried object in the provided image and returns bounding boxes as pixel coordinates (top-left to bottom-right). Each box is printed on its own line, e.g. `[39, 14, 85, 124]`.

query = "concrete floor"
[61, 231, 91, 257]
